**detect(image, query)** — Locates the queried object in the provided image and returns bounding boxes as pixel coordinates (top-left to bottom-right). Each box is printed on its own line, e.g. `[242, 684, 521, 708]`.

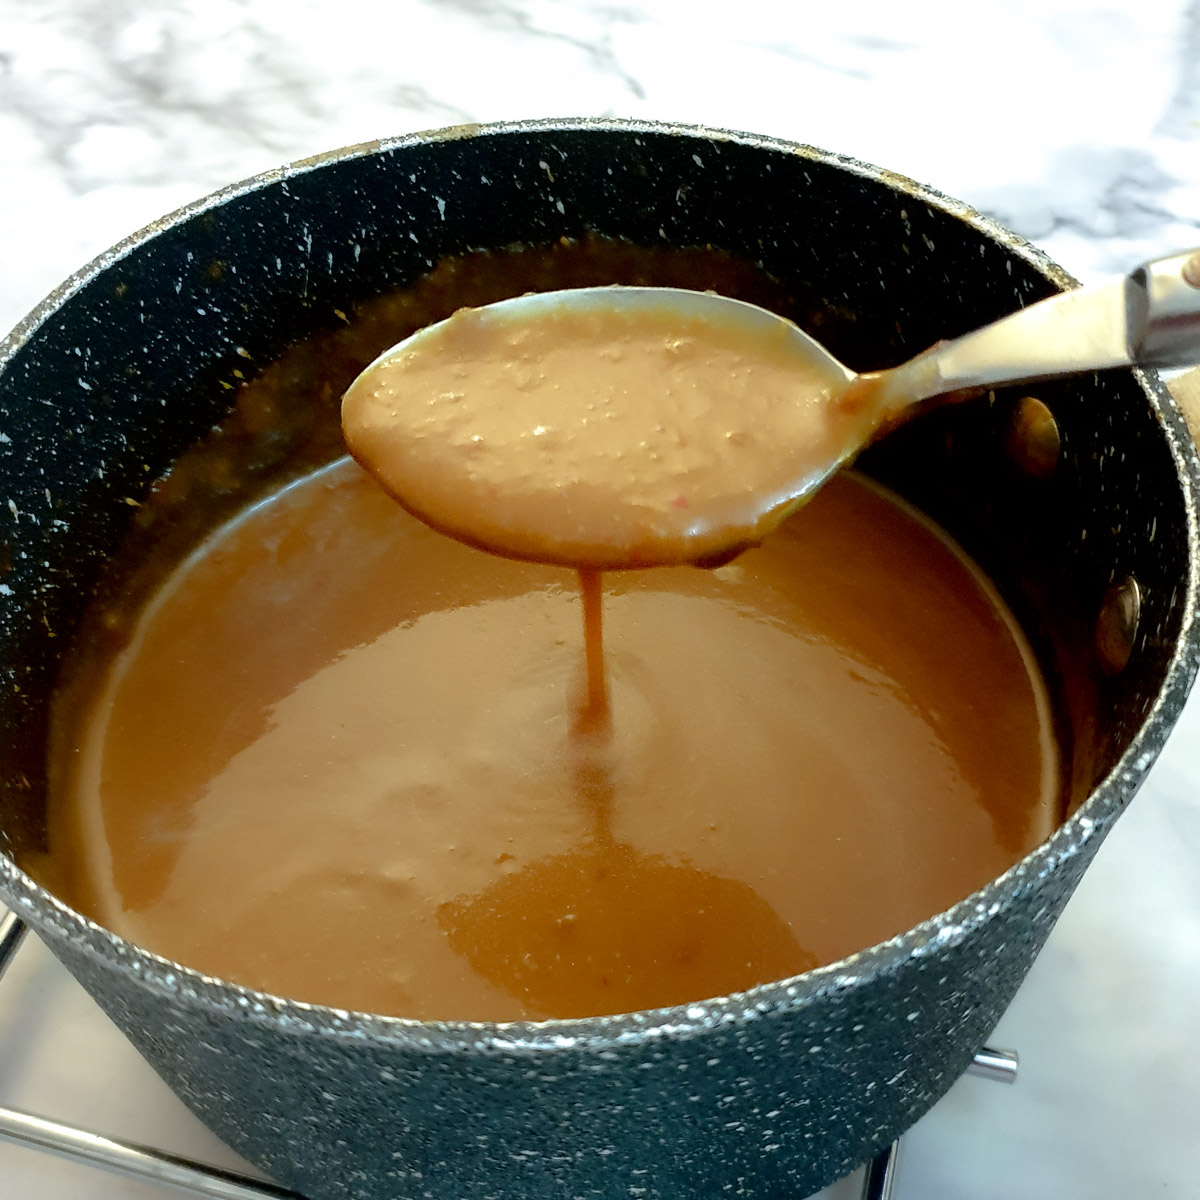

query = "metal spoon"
[835, 246, 1200, 404]
[343, 250, 1200, 569]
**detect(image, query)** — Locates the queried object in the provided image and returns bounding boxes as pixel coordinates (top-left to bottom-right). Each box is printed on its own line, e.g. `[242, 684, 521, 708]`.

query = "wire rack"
[0, 908, 1016, 1200]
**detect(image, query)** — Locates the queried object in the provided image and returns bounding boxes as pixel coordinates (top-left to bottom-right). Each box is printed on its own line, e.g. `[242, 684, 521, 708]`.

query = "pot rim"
[2, 116, 1198, 1054]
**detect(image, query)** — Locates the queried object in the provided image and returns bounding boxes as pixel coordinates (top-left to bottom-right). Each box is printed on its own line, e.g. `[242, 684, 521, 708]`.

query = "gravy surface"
[342, 299, 859, 569]
[51, 459, 1057, 1021]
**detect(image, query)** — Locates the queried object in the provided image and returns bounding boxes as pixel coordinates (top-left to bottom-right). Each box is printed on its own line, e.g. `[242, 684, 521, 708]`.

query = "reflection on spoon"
[342, 251, 1200, 570]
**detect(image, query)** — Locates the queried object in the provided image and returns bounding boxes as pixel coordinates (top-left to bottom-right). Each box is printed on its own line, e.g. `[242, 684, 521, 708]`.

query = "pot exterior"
[1, 121, 1197, 1199]
[38, 834, 1095, 1200]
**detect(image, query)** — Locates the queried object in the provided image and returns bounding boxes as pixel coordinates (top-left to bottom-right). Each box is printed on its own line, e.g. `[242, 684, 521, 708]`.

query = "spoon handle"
[1131, 250, 1200, 367]
[893, 249, 1200, 404]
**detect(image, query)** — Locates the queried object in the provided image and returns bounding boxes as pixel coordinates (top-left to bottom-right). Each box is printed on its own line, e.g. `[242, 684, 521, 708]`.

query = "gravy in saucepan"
[49, 458, 1057, 1021]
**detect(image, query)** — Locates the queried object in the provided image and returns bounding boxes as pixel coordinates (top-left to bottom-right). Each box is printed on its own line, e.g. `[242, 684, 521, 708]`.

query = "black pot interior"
[0, 123, 1190, 886]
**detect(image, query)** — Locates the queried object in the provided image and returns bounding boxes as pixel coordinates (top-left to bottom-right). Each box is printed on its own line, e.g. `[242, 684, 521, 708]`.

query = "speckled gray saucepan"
[0, 119, 1197, 1200]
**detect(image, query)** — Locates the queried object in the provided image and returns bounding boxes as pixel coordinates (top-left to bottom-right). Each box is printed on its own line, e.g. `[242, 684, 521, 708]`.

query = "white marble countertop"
[1, 2, 1199, 1198]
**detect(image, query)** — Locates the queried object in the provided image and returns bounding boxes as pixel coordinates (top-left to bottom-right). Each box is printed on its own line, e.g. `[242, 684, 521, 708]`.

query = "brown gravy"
[50, 458, 1057, 1021]
[341, 300, 858, 570]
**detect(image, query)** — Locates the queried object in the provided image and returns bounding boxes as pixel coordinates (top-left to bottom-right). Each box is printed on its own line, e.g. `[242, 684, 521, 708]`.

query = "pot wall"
[1, 120, 1197, 1199]
[39, 840, 1094, 1200]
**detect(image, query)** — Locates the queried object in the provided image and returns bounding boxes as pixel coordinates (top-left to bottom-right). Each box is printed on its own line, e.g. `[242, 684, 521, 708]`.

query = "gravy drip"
[341, 303, 859, 569]
[51, 460, 1057, 1022]
[577, 567, 610, 729]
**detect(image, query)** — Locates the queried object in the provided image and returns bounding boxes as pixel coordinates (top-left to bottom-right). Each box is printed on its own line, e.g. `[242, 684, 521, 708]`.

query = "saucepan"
[0, 119, 1196, 1200]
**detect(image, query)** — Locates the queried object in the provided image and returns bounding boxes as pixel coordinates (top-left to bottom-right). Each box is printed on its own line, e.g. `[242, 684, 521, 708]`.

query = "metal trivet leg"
[859, 1045, 1019, 1200]
[4, 911, 1021, 1200]
[0, 908, 26, 980]
[1, 910, 301, 1199]
[862, 1139, 902, 1200]
[0, 1105, 303, 1200]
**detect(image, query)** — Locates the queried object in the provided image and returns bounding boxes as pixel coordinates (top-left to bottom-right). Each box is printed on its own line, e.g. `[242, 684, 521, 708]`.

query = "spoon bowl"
[343, 251, 1200, 570]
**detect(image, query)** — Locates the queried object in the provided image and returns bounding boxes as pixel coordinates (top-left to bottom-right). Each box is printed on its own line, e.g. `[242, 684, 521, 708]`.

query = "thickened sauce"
[51, 458, 1057, 1021]
[342, 300, 860, 570]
